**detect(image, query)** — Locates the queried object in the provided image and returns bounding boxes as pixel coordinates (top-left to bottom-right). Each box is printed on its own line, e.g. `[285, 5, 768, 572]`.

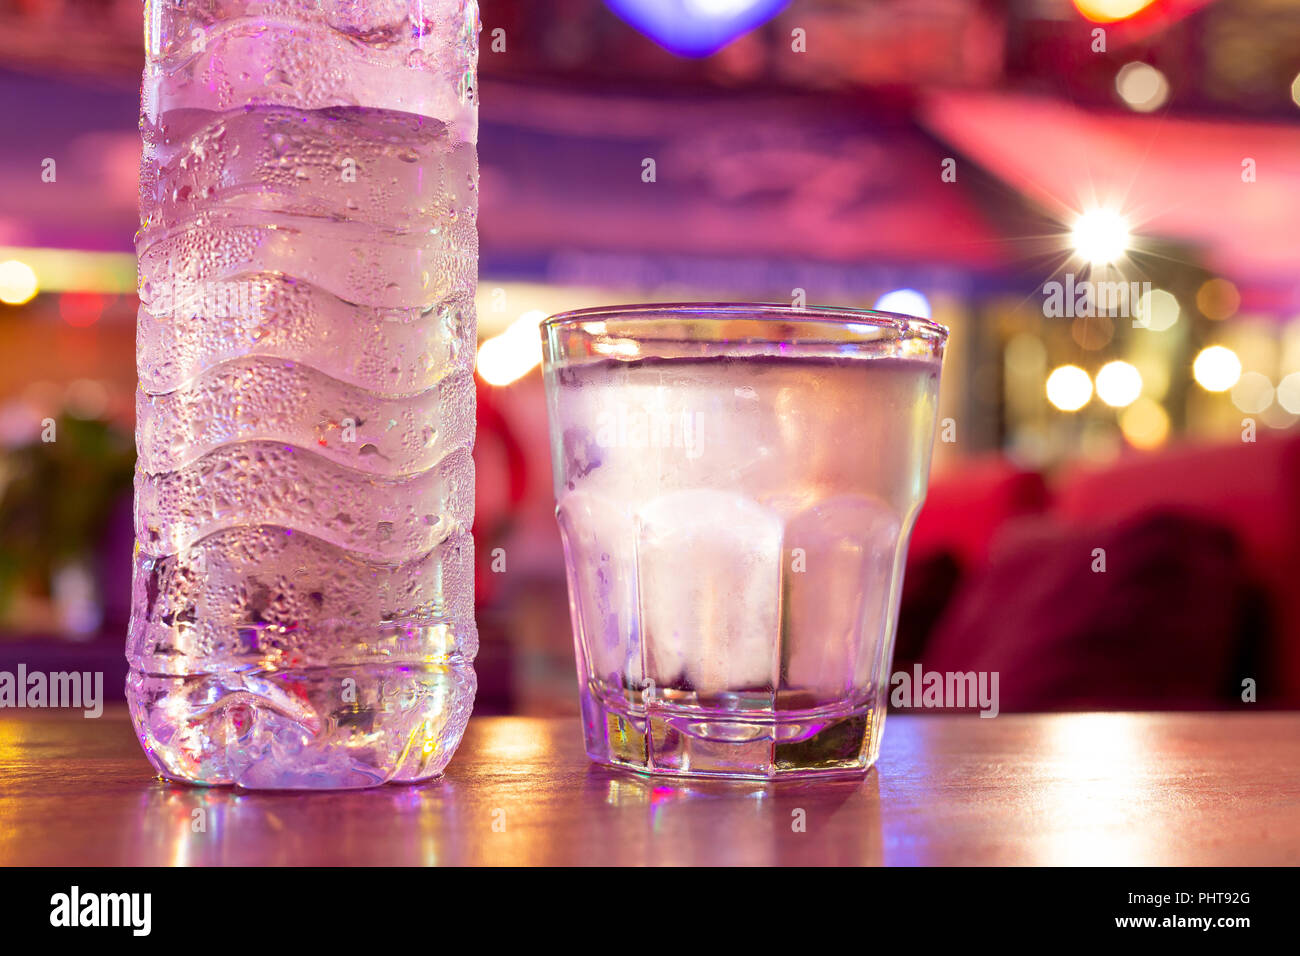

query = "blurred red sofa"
[907, 434, 1300, 709]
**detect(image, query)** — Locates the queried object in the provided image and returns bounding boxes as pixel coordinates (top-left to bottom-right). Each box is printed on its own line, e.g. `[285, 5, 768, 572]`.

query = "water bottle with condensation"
[129, 0, 480, 788]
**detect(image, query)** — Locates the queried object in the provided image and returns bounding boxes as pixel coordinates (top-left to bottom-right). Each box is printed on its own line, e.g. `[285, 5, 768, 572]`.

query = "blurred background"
[1, 0, 1298, 714]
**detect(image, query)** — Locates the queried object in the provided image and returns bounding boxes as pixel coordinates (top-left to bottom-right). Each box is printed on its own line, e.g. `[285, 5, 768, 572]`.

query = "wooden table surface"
[0, 709, 1296, 866]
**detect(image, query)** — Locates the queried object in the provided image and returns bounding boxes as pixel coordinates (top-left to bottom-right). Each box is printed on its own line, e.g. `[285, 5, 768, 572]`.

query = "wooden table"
[1, 709, 1296, 865]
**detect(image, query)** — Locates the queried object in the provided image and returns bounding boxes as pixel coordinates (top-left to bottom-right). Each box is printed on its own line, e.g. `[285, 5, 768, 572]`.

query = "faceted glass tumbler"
[541, 304, 948, 779]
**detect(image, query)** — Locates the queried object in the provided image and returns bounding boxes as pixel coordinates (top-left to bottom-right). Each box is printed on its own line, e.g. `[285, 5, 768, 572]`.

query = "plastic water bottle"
[129, 0, 480, 788]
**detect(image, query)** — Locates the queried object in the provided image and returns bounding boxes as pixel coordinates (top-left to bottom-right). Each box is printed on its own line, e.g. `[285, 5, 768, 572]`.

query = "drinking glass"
[541, 303, 947, 778]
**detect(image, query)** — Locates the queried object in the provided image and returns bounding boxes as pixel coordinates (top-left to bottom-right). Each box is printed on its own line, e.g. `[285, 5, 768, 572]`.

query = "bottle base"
[127, 662, 475, 790]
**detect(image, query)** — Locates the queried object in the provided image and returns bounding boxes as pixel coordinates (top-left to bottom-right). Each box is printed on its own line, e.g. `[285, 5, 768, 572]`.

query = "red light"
[1073, 0, 1156, 22]
[59, 292, 106, 327]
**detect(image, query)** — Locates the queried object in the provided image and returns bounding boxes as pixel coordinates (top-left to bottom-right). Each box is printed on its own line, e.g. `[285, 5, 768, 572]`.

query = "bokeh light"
[1095, 360, 1143, 407]
[1071, 314, 1114, 350]
[0, 259, 39, 305]
[873, 288, 932, 319]
[1116, 62, 1169, 112]
[1192, 345, 1242, 392]
[476, 310, 547, 386]
[684, 0, 771, 14]
[1276, 372, 1300, 414]
[1073, 0, 1156, 23]
[64, 379, 110, 419]
[1070, 208, 1131, 265]
[58, 292, 106, 327]
[1135, 288, 1179, 331]
[1195, 278, 1240, 321]
[1230, 371, 1274, 414]
[1120, 397, 1170, 449]
[1046, 364, 1093, 412]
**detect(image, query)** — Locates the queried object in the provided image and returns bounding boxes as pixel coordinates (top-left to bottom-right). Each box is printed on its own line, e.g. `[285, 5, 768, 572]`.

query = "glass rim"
[540, 301, 949, 343]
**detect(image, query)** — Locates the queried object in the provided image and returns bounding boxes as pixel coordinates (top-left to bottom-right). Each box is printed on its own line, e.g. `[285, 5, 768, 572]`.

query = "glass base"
[580, 690, 880, 779]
